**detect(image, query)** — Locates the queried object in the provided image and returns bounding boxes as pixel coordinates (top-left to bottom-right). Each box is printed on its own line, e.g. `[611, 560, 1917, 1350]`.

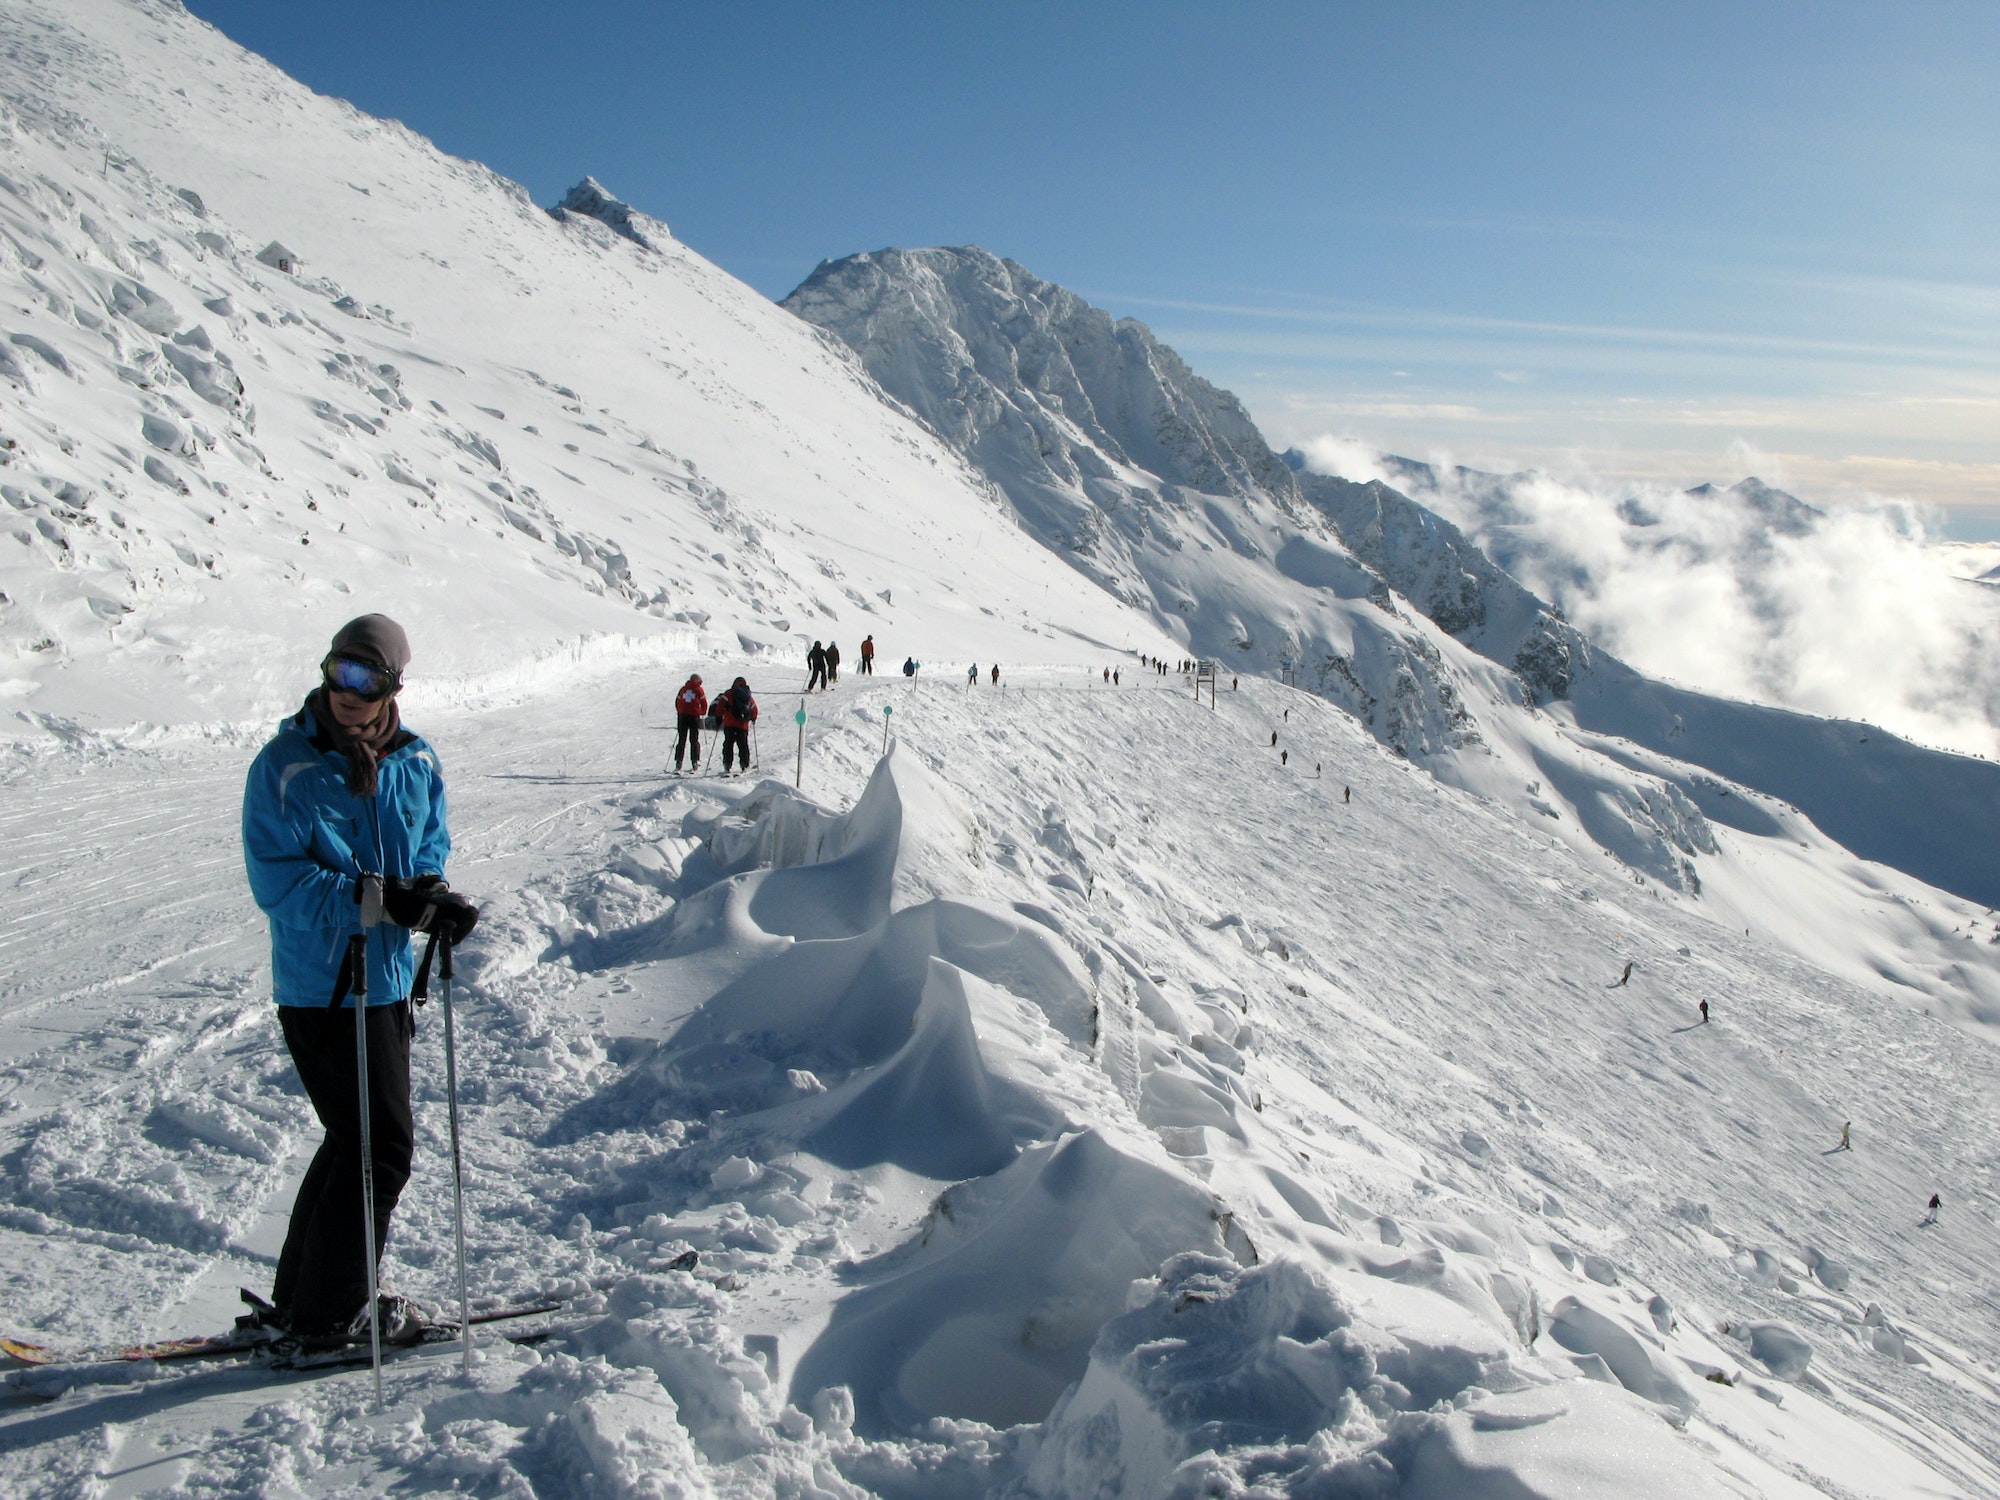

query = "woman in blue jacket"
[241, 615, 476, 1341]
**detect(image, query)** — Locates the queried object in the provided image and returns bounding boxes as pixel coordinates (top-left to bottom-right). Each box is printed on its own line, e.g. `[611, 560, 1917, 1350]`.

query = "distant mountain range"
[785, 246, 2000, 906]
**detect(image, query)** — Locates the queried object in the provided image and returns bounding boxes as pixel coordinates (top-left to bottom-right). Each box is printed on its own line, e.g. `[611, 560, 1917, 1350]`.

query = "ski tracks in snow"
[2, 666, 1997, 1497]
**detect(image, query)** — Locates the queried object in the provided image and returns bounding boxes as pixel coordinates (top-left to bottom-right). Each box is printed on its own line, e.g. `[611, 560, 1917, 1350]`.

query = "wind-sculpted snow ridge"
[0, 0, 1158, 735]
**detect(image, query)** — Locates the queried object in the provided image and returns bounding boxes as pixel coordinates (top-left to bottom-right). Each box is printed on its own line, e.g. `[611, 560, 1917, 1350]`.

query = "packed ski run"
[1, 1, 1998, 1495]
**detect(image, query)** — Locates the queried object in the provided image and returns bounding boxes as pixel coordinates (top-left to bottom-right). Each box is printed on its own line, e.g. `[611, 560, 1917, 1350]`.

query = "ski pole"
[350, 883, 385, 1411]
[440, 935, 472, 1374]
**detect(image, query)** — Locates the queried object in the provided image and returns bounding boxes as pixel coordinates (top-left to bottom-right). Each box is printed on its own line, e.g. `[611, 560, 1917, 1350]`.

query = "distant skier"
[968, 663, 978, 686]
[903, 657, 918, 678]
[991, 663, 1001, 685]
[1617, 961, 1633, 986]
[241, 615, 478, 1344]
[1103, 668, 1110, 683]
[1233, 677, 1239, 691]
[672, 672, 707, 772]
[1838, 1120, 1852, 1151]
[1344, 786, 1351, 804]
[805, 640, 828, 693]
[717, 676, 758, 775]
[1281, 749, 1288, 765]
[1699, 999, 1709, 1023]
[1113, 668, 1120, 685]
[859, 634, 875, 675]
[826, 640, 841, 684]
[1921, 1193, 1941, 1226]
[1270, 730, 1278, 747]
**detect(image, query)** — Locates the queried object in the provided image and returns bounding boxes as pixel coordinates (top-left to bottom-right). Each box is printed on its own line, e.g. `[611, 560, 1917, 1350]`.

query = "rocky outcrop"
[550, 177, 661, 249]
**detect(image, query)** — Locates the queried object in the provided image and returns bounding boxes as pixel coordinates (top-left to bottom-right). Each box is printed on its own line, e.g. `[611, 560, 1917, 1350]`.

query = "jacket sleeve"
[242, 750, 356, 932]
[416, 748, 452, 878]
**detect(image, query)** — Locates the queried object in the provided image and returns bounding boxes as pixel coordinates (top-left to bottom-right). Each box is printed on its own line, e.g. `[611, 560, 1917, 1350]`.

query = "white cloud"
[1293, 434, 1391, 485]
[1337, 449, 2000, 757]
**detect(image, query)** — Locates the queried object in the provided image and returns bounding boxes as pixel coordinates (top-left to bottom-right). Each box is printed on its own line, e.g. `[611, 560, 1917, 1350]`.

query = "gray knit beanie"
[328, 614, 411, 672]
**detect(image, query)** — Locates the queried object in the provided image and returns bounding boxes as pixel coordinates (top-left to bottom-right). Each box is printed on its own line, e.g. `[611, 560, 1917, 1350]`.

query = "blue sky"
[186, 1, 2000, 529]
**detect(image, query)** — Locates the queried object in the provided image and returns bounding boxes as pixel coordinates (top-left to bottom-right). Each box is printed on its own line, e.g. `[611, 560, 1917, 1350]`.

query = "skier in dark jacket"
[241, 615, 478, 1342]
[859, 635, 875, 675]
[718, 677, 759, 774]
[806, 642, 828, 693]
[826, 641, 842, 684]
[673, 673, 707, 772]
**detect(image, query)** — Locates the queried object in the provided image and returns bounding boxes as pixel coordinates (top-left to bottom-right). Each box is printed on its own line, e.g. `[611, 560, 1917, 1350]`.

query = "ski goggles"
[322, 653, 401, 701]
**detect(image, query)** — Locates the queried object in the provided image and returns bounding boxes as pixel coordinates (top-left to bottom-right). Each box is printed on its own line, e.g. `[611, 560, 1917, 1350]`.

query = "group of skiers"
[804, 635, 875, 693]
[669, 672, 760, 775]
[228, 613, 1953, 1367]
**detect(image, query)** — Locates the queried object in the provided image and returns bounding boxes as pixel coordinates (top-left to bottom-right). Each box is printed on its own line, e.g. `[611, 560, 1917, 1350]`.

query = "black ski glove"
[383, 875, 479, 944]
[432, 891, 478, 945]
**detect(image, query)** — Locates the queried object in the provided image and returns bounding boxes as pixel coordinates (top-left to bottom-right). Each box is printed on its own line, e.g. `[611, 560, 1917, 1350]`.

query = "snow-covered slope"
[3, 4, 1999, 1496]
[1315, 459, 2000, 909]
[0, 0, 1165, 736]
[6, 668, 1998, 1497]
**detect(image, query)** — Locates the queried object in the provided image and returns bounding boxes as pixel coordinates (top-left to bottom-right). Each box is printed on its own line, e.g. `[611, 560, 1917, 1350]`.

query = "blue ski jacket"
[241, 703, 450, 1007]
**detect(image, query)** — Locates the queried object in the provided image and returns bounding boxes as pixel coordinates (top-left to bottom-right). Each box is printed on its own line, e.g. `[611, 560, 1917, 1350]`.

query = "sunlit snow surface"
[5, 672, 1998, 1497]
[1, 1, 1998, 1496]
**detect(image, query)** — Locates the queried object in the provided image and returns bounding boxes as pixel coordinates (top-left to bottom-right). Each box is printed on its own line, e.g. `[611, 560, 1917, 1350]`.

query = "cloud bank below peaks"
[1297, 437, 2000, 759]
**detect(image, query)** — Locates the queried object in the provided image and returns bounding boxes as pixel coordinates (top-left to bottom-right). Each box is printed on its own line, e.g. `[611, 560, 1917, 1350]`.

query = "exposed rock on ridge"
[550, 176, 661, 249]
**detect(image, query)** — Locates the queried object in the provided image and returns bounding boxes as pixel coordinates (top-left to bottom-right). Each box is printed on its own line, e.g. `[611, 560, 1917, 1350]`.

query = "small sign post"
[794, 704, 807, 788]
[1195, 659, 1217, 710]
[882, 703, 893, 757]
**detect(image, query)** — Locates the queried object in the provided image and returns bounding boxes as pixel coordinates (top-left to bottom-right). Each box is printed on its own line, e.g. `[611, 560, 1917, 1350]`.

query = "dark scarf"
[303, 685, 403, 798]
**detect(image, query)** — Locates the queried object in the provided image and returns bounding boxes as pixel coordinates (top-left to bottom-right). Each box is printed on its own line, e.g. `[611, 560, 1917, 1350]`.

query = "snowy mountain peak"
[784, 244, 1303, 519]
[1683, 476, 1824, 536]
[549, 175, 662, 248]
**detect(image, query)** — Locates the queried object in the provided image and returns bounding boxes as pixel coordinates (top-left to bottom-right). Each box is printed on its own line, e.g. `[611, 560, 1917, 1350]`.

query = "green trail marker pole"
[795, 703, 807, 788]
[882, 702, 893, 756]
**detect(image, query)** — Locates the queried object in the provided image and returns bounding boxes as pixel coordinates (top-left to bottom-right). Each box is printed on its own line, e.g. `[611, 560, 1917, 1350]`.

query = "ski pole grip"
[439, 932, 453, 982]
[347, 932, 369, 1003]
[357, 873, 385, 929]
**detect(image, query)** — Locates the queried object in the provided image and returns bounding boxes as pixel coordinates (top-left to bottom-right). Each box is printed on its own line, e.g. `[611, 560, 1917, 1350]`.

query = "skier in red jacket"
[673, 674, 707, 772]
[717, 677, 759, 775]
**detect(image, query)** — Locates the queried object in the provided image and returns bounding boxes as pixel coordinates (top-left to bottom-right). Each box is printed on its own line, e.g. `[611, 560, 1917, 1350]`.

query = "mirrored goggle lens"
[325, 656, 396, 699]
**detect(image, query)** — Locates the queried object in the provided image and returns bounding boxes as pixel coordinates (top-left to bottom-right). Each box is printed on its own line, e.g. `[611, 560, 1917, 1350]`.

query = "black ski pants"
[806, 664, 827, 692]
[674, 713, 703, 768]
[722, 724, 751, 771]
[274, 1000, 414, 1334]
[858, 656, 873, 675]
